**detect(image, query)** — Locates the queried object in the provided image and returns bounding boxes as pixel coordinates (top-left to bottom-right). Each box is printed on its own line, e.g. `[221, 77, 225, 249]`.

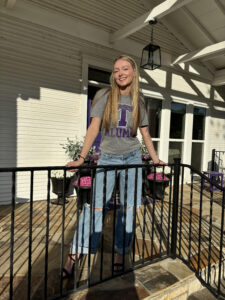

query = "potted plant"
[140, 139, 152, 199]
[61, 137, 98, 177]
[51, 170, 76, 205]
[146, 171, 170, 200]
[140, 140, 171, 200]
[51, 137, 98, 206]
[61, 137, 85, 161]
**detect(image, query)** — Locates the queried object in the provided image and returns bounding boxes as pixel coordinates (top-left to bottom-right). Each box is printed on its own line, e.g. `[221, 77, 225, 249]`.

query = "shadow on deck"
[0, 183, 224, 299]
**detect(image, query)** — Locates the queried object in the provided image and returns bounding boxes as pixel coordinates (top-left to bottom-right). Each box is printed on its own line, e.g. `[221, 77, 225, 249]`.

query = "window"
[87, 68, 111, 151]
[170, 102, 186, 139]
[145, 98, 162, 138]
[153, 141, 159, 155]
[191, 143, 203, 171]
[168, 142, 183, 164]
[192, 107, 206, 140]
[191, 106, 206, 171]
[88, 67, 111, 84]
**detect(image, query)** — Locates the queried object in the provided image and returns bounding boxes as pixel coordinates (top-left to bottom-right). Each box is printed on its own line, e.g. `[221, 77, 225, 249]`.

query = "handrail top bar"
[0, 162, 169, 173]
[0, 163, 224, 191]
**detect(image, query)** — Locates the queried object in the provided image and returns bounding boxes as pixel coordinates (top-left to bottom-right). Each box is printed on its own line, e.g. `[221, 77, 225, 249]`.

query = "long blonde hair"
[103, 55, 140, 135]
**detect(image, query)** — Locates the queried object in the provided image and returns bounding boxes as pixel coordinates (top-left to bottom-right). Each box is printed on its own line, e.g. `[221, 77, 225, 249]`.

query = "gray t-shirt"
[91, 89, 149, 155]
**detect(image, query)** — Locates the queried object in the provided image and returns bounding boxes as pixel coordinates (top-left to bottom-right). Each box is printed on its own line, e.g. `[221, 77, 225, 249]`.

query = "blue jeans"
[71, 149, 142, 254]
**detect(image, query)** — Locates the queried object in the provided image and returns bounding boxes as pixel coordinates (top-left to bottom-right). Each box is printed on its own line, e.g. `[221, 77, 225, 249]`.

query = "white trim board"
[141, 89, 210, 108]
[213, 69, 225, 86]
[172, 41, 225, 65]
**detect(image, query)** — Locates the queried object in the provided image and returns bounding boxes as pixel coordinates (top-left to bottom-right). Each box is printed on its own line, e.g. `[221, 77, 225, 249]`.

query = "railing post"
[211, 148, 215, 171]
[171, 158, 181, 259]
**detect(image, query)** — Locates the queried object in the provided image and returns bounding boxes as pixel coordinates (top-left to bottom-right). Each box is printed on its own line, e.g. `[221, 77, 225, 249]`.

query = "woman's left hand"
[153, 159, 167, 166]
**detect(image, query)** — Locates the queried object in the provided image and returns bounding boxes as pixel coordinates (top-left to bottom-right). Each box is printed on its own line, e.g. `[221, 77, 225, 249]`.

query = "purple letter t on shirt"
[118, 104, 132, 127]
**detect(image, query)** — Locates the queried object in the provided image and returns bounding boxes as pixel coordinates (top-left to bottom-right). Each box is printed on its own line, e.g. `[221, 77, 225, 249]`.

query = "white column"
[183, 104, 194, 165]
[183, 104, 193, 183]
[202, 108, 210, 171]
[159, 100, 171, 163]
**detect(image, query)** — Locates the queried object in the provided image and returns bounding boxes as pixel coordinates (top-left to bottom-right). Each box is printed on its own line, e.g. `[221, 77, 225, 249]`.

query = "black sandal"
[62, 254, 77, 280]
[62, 267, 73, 279]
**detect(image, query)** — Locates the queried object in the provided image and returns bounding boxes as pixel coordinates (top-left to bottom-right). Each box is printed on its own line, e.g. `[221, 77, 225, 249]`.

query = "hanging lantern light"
[140, 19, 161, 70]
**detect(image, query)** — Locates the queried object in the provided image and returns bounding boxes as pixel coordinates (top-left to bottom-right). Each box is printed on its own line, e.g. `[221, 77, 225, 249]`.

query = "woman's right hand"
[67, 159, 84, 172]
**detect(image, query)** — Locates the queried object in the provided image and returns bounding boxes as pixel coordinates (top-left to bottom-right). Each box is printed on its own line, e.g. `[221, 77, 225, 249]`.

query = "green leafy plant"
[140, 139, 149, 156]
[61, 137, 97, 161]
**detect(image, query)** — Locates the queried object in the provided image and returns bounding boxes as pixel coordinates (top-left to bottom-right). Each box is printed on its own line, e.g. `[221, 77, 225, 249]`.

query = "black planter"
[147, 180, 168, 200]
[74, 186, 92, 209]
[51, 175, 75, 205]
[73, 159, 98, 209]
[142, 164, 153, 197]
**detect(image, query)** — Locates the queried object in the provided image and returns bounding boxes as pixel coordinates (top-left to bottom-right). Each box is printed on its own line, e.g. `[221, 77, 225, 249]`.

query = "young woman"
[63, 55, 165, 278]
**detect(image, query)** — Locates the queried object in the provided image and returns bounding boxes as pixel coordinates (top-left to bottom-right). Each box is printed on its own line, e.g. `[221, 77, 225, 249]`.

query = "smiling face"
[113, 59, 135, 93]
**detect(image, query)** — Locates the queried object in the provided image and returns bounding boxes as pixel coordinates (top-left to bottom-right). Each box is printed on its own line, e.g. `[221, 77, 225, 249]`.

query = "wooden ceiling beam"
[109, 0, 194, 43]
[172, 41, 225, 65]
[212, 69, 225, 86]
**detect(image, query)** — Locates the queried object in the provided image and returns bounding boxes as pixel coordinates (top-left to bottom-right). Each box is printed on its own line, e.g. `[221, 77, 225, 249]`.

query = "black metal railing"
[0, 160, 225, 299]
[174, 162, 225, 299]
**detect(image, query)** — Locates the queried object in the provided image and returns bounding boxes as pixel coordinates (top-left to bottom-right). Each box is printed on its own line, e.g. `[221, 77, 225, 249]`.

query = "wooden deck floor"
[0, 183, 224, 299]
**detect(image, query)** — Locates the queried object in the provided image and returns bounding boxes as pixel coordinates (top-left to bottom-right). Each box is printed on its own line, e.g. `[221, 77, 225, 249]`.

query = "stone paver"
[187, 287, 218, 300]
[64, 258, 201, 300]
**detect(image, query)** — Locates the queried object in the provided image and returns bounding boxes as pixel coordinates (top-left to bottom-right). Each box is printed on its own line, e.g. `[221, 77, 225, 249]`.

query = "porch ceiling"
[2, 0, 225, 86]
[121, 0, 225, 86]
[162, 0, 225, 86]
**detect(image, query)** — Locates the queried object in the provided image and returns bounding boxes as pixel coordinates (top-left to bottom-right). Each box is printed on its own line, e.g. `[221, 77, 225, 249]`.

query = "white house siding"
[0, 13, 123, 204]
[0, 15, 79, 203]
[207, 108, 225, 170]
